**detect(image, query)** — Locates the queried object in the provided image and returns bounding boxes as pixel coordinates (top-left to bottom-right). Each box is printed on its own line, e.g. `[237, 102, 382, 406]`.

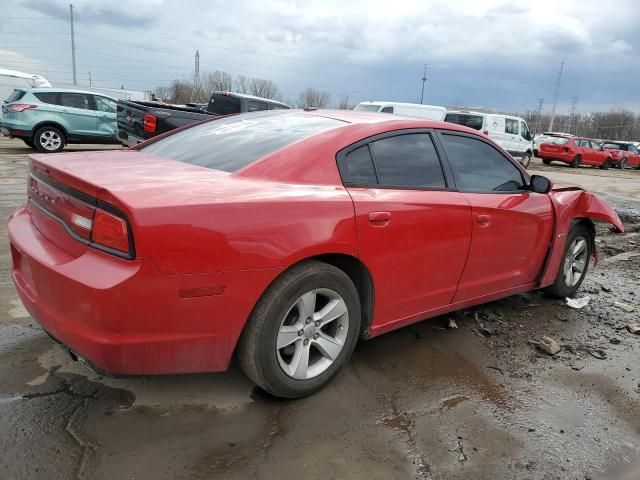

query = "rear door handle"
[368, 211, 391, 226]
[477, 214, 491, 227]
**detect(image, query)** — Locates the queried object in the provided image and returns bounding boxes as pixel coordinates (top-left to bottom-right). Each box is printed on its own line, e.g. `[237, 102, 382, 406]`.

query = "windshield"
[354, 104, 382, 112]
[141, 111, 345, 173]
[444, 113, 484, 130]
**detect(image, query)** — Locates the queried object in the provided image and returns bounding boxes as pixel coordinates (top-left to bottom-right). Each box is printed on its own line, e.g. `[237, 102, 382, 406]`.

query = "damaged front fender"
[539, 187, 624, 287]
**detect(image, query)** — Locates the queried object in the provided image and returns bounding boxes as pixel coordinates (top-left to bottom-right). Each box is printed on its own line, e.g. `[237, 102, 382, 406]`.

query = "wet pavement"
[1, 136, 639, 479]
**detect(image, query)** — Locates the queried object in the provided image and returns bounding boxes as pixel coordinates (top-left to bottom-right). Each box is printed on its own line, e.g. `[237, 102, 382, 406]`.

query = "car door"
[504, 117, 520, 157]
[519, 120, 532, 154]
[590, 141, 606, 165]
[58, 92, 97, 137]
[92, 95, 117, 140]
[436, 131, 554, 301]
[338, 130, 472, 328]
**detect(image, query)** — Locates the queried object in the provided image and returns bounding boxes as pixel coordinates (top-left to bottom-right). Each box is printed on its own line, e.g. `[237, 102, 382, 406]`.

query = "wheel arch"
[32, 121, 68, 141]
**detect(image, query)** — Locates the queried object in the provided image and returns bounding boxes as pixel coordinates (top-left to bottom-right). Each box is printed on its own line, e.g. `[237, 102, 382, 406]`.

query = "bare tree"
[153, 86, 171, 102]
[201, 70, 233, 93]
[235, 75, 250, 94]
[335, 96, 353, 110]
[168, 79, 195, 104]
[298, 88, 331, 108]
[248, 77, 279, 99]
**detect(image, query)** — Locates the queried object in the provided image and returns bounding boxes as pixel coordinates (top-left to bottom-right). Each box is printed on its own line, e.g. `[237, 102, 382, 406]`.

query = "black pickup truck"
[117, 91, 291, 146]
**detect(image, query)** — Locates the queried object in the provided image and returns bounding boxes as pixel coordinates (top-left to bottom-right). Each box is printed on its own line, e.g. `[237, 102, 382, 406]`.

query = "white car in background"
[533, 131, 573, 157]
[354, 101, 446, 121]
[444, 110, 534, 168]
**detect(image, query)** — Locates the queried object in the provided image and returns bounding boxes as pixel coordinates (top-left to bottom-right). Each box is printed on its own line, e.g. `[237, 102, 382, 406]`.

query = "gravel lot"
[1, 136, 639, 480]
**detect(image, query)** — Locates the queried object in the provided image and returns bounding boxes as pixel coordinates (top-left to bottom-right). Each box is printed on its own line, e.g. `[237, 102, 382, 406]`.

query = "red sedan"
[601, 141, 640, 169]
[8, 110, 623, 398]
[539, 136, 613, 168]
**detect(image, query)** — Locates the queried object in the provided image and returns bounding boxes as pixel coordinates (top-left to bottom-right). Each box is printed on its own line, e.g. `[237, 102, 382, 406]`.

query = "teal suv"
[1, 88, 119, 153]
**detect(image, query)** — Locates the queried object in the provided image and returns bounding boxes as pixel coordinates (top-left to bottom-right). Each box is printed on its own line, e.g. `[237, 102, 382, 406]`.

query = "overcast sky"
[1, 0, 639, 113]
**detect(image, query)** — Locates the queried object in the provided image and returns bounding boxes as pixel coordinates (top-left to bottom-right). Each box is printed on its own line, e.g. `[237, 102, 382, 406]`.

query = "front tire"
[618, 158, 627, 169]
[237, 261, 361, 398]
[601, 158, 611, 170]
[544, 224, 593, 298]
[34, 126, 65, 153]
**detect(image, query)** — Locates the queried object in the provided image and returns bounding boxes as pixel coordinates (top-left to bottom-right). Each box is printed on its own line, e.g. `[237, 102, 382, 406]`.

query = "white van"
[444, 110, 534, 168]
[354, 101, 446, 121]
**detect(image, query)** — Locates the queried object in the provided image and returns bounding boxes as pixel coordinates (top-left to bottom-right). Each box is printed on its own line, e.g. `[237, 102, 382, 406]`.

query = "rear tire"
[520, 152, 532, 169]
[571, 155, 581, 168]
[34, 126, 65, 153]
[544, 224, 593, 298]
[542, 159, 551, 165]
[237, 260, 361, 398]
[601, 158, 611, 170]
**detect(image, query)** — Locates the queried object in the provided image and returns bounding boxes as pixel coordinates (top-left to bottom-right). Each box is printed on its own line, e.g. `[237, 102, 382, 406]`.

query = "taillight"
[143, 113, 156, 133]
[7, 104, 38, 112]
[91, 209, 130, 254]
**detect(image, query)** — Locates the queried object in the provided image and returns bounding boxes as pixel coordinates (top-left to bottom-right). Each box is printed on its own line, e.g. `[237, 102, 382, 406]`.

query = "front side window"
[369, 134, 446, 188]
[94, 96, 117, 113]
[520, 121, 531, 140]
[440, 133, 525, 192]
[380, 106, 394, 113]
[141, 111, 344, 173]
[60, 93, 91, 110]
[590, 141, 602, 150]
[505, 118, 519, 135]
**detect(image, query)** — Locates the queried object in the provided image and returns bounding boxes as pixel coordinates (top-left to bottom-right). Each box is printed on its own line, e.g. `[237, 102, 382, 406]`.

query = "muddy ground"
[0, 136, 639, 480]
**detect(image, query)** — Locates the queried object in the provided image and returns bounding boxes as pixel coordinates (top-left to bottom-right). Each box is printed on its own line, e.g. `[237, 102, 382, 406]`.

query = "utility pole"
[192, 50, 200, 102]
[569, 96, 579, 135]
[548, 62, 564, 131]
[419, 64, 428, 104]
[88, 71, 92, 87]
[69, 4, 77, 85]
[536, 97, 544, 134]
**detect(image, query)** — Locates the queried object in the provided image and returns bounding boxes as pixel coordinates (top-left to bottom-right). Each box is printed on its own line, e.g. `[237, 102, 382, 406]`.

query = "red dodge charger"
[8, 110, 623, 397]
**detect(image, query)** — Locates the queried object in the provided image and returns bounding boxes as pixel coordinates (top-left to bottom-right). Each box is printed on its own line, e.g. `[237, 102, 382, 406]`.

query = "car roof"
[212, 91, 290, 107]
[357, 101, 445, 109]
[25, 87, 116, 98]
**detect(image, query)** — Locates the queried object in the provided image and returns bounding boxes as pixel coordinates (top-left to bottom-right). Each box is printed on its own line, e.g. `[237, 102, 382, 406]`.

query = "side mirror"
[529, 175, 552, 194]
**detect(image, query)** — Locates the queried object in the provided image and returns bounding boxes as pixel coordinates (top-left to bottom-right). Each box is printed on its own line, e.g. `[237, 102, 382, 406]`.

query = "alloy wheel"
[39, 130, 62, 151]
[276, 288, 349, 380]
[563, 236, 588, 287]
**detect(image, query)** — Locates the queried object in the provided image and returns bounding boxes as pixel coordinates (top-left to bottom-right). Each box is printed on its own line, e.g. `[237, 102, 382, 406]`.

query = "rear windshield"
[207, 94, 242, 115]
[140, 111, 345, 172]
[548, 137, 569, 144]
[6, 89, 26, 103]
[444, 113, 483, 131]
[354, 104, 382, 112]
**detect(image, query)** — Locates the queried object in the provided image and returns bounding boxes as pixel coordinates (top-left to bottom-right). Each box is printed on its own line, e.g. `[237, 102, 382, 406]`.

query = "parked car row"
[535, 133, 640, 169]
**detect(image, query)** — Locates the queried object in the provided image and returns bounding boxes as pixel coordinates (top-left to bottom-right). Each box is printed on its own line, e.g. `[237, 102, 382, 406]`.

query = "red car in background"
[8, 110, 623, 398]
[601, 141, 640, 169]
[539, 137, 613, 168]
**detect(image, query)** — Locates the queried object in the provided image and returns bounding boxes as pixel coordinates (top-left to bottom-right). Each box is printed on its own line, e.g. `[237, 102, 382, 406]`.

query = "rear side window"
[6, 89, 27, 102]
[60, 93, 91, 110]
[590, 141, 602, 150]
[342, 146, 377, 185]
[207, 94, 242, 115]
[141, 111, 344, 173]
[369, 134, 446, 188]
[380, 106, 394, 113]
[440, 134, 525, 192]
[444, 113, 483, 131]
[505, 118, 519, 135]
[247, 100, 268, 112]
[34, 92, 59, 105]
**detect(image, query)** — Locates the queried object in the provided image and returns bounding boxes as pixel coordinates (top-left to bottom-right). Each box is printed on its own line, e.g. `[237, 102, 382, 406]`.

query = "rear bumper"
[117, 129, 144, 147]
[2, 125, 33, 140]
[538, 151, 572, 163]
[8, 205, 279, 375]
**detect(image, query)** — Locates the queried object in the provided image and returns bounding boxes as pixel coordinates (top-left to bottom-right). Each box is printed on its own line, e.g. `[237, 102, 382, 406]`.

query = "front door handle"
[368, 211, 391, 227]
[477, 214, 491, 227]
